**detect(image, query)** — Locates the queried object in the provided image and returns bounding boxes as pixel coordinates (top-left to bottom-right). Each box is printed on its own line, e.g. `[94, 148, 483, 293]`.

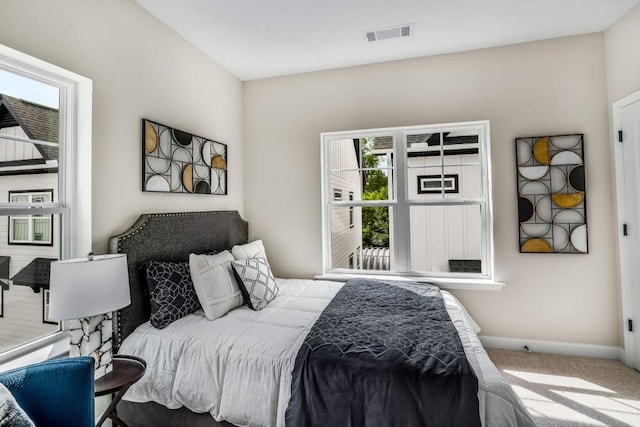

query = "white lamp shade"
[48, 254, 131, 320]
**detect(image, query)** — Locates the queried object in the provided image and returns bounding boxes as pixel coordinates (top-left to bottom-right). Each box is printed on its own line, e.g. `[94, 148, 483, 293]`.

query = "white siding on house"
[0, 173, 59, 352]
[407, 155, 481, 200]
[328, 138, 362, 269]
[410, 205, 481, 273]
[0, 127, 44, 162]
[408, 153, 482, 272]
[0, 287, 57, 352]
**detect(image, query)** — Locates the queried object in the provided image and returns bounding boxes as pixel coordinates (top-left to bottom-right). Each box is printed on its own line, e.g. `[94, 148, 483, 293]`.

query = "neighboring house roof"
[374, 133, 479, 158]
[373, 136, 393, 151]
[0, 94, 59, 161]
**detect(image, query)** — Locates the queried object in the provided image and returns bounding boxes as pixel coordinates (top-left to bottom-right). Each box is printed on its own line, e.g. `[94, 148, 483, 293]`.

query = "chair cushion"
[0, 357, 95, 427]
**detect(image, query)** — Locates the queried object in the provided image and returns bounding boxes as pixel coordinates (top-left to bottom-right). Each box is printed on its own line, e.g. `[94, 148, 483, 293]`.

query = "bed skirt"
[118, 401, 236, 427]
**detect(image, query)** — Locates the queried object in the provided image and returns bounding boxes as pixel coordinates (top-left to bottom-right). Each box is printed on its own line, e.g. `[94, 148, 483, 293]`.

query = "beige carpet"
[487, 349, 640, 426]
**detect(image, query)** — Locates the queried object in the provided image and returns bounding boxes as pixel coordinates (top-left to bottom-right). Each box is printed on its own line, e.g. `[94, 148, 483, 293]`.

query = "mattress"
[119, 278, 534, 427]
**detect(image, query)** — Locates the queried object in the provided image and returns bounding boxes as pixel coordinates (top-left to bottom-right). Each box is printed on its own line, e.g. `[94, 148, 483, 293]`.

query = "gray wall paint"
[0, 0, 245, 254]
[605, 3, 640, 104]
[244, 34, 618, 347]
[3, 0, 636, 348]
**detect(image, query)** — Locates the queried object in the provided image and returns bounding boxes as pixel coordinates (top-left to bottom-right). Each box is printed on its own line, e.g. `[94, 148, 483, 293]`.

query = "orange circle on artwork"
[533, 137, 550, 165]
[551, 193, 584, 208]
[182, 164, 194, 193]
[521, 238, 552, 253]
[145, 121, 158, 154]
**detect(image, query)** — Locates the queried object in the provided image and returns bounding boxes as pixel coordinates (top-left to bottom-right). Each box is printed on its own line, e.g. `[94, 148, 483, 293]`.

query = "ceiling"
[134, 0, 639, 81]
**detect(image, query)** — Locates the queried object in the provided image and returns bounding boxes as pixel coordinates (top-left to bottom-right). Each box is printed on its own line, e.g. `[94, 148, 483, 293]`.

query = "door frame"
[613, 89, 640, 368]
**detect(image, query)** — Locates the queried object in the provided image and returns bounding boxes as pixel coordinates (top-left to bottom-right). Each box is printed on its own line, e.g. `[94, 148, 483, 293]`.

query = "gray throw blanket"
[285, 279, 480, 427]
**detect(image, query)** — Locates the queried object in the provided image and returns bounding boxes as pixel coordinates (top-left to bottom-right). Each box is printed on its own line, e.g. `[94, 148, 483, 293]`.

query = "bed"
[108, 210, 535, 427]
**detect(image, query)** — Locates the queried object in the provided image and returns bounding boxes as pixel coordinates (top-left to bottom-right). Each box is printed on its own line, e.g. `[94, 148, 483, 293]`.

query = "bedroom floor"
[487, 349, 640, 427]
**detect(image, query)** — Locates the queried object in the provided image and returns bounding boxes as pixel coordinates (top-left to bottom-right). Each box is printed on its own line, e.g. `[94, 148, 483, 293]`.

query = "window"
[417, 174, 458, 194]
[0, 43, 92, 360]
[349, 191, 354, 228]
[9, 190, 53, 245]
[322, 121, 493, 280]
[42, 290, 55, 325]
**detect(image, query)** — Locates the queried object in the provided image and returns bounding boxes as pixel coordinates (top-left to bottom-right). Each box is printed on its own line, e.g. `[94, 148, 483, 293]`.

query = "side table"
[95, 354, 146, 427]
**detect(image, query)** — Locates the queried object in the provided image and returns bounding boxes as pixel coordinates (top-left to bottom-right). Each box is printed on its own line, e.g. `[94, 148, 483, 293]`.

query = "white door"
[615, 93, 640, 370]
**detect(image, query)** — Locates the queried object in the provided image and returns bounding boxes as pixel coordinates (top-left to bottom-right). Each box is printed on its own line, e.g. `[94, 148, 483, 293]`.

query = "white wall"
[605, 3, 640, 104]
[0, 1, 625, 349]
[0, 0, 244, 254]
[244, 34, 618, 347]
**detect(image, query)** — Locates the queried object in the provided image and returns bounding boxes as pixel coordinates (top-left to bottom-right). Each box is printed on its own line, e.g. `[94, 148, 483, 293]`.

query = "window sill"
[0, 332, 69, 371]
[314, 273, 505, 291]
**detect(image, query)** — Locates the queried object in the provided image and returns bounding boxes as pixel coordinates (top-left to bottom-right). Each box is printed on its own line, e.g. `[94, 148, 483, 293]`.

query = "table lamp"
[48, 253, 130, 379]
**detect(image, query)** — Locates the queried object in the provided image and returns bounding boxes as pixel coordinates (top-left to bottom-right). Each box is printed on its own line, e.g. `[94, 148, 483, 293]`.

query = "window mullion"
[321, 135, 331, 274]
[394, 131, 410, 272]
[28, 216, 34, 242]
[480, 123, 494, 278]
[440, 131, 445, 201]
[0, 206, 68, 216]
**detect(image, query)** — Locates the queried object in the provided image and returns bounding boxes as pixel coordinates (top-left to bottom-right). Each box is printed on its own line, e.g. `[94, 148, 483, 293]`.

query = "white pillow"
[189, 251, 244, 320]
[232, 239, 268, 263]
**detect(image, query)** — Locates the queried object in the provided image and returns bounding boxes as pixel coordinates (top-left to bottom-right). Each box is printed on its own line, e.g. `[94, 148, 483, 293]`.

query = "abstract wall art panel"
[142, 119, 227, 195]
[515, 134, 587, 253]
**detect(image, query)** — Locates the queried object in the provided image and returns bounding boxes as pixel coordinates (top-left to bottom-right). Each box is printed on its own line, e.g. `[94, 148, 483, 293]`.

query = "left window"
[8, 190, 53, 245]
[0, 43, 92, 359]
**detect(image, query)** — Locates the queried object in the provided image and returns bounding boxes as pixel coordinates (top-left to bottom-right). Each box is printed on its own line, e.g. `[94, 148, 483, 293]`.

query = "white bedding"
[120, 279, 534, 427]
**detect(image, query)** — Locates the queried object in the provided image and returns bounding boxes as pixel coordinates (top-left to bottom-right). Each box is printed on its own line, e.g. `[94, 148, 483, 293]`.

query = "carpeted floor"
[487, 348, 640, 426]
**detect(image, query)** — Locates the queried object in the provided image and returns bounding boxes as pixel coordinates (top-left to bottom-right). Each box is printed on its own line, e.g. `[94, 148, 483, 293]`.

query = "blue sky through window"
[0, 68, 58, 109]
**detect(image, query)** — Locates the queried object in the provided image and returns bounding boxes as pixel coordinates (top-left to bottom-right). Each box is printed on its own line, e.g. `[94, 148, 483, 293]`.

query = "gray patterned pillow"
[145, 261, 201, 328]
[231, 257, 279, 311]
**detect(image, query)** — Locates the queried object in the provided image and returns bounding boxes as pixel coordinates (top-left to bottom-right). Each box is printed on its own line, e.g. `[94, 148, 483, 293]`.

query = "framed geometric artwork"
[515, 134, 587, 253]
[142, 119, 227, 194]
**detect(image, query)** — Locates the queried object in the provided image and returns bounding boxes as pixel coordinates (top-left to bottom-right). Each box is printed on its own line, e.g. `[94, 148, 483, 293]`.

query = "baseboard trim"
[619, 346, 633, 366]
[480, 335, 622, 360]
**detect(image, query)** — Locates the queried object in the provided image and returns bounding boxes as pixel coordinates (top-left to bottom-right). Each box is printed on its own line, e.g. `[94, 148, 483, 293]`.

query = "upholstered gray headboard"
[108, 211, 248, 351]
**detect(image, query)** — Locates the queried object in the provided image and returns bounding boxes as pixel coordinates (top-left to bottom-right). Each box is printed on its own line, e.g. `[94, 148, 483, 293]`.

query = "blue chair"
[0, 356, 95, 427]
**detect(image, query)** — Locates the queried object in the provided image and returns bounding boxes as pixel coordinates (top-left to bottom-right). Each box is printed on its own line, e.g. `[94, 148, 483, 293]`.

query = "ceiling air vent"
[365, 24, 413, 42]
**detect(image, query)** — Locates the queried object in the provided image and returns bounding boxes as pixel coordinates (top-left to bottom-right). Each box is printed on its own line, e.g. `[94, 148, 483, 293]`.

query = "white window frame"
[0, 43, 92, 365]
[320, 120, 501, 290]
[8, 190, 54, 245]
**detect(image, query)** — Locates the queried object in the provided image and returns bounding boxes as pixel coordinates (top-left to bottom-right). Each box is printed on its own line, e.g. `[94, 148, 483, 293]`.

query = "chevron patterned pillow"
[231, 256, 279, 311]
